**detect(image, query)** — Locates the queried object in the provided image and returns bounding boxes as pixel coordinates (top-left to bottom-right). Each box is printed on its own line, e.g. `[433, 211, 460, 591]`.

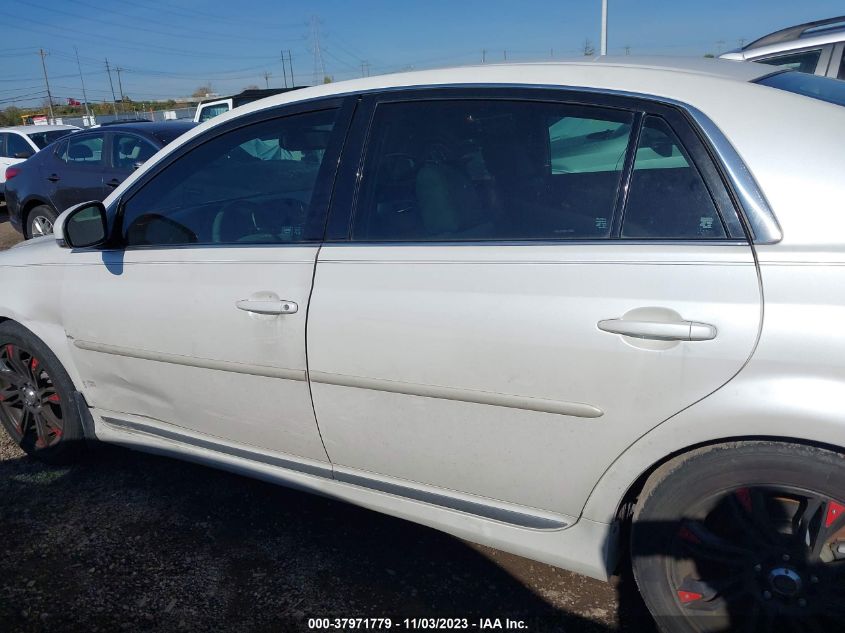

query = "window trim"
[103, 95, 356, 250]
[749, 44, 832, 76]
[327, 87, 749, 245]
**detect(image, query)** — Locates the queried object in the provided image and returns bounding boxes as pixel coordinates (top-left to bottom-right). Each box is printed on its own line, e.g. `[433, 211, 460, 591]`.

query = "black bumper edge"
[72, 390, 98, 443]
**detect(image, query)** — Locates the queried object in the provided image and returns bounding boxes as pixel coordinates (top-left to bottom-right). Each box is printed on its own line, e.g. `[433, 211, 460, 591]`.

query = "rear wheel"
[0, 321, 85, 463]
[27, 204, 58, 238]
[631, 441, 845, 632]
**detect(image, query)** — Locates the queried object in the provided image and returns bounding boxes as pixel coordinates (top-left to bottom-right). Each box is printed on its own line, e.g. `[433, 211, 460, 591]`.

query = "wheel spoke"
[679, 519, 755, 566]
[32, 411, 51, 447]
[729, 488, 783, 548]
[806, 500, 845, 562]
[793, 498, 824, 550]
[39, 406, 63, 433]
[4, 345, 31, 382]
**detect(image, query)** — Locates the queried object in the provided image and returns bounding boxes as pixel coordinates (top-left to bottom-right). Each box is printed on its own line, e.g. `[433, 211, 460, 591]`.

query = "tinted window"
[757, 70, 845, 107]
[839, 54, 845, 80]
[112, 133, 158, 170]
[353, 100, 634, 241]
[198, 103, 230, 122]
[121, 108, 338, 247]
[6, 133, 32, 157]
[26, 129, 74, 149]
[622, 116, 725, 239]
[756, 49, 822, 74]
[62, 134, 105, 165]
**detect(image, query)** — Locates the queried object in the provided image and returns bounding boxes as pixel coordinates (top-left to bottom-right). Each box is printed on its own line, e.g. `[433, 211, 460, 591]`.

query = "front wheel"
[27, 204, 58, 238]
[631, 441, 845, 632]
[0, 321, 86, 463]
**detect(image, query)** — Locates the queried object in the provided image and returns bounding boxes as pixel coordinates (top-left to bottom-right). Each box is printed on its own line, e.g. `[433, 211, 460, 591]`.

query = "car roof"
[0, 125, 80, 134]
[721, 16, 845, 60]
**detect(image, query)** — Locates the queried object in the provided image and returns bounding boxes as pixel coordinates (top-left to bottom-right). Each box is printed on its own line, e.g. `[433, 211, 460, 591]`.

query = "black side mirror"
[13, 151, 34, 159]
[56, 201, 108, 249]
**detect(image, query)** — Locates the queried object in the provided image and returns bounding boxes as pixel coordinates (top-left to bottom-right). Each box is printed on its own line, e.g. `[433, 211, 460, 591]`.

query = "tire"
[26, 204, 58, 239]
[631, 441, 845, 632]
[0, 321, 86, 464]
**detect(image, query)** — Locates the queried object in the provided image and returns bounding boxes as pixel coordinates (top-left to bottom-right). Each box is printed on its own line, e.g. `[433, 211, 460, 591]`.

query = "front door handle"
[236, 298, 298, 315]
[105, 178, 122, 188]
[598, 319, 716, 341]
[47, 173, 60, 182]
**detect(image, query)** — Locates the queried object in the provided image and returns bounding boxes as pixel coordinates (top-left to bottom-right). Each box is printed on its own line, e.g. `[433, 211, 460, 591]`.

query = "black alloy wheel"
[632, 441, 845, 632]
[0, 322, 85, 463]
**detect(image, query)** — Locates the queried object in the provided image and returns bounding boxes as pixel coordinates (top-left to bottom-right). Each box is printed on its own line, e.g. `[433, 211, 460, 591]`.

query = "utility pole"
[600, 0, 608, 55]
[503, 49, 507, 61]
[38, 49, 55, 122]
[280, 50, 288, 87]
[481, 49, 486, 63]
[360, 61, 370, 77]
[310, 16, 325, 85]
[74, 47, 92, 120]
[104, 58, 118, 116]
[263, 71, 272, 88]
[624, 45, 631, 56]
[115, 66, 126, 112]
[287, 49, 294, 86]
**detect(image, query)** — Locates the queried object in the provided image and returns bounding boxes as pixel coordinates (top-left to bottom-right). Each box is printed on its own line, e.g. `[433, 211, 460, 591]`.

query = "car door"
[102, 132, 159, 195]
[0, 133, 32, 185]
[62, 98, 352, 464]
[49, 131, 107, 212]
[307, 90, 762, 520]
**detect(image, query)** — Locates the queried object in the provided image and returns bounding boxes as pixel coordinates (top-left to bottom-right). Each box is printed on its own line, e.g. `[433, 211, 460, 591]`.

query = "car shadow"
[0, 441, 658, 633]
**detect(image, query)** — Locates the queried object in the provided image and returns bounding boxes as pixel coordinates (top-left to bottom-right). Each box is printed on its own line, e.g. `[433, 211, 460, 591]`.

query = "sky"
[2, 0, 843, 108]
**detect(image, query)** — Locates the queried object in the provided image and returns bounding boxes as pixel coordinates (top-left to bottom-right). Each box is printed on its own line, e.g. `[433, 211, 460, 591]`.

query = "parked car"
[4, 120, 195, 238]
[2, 58, 845, 632]
[0, 124, 79, 192]
[194, 87, 304, 123]
[721, 15, 845, 79]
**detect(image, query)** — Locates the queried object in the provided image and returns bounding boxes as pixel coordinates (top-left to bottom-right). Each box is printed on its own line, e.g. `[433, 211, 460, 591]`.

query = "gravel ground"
[0, 209, 657, 633]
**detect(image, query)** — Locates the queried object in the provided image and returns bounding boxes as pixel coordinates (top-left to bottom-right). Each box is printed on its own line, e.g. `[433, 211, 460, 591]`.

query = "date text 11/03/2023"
[307, 618, 529, 630]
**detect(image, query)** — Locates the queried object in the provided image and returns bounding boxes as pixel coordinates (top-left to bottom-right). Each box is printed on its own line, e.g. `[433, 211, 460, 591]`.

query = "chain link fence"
[59, 107, 195, 128]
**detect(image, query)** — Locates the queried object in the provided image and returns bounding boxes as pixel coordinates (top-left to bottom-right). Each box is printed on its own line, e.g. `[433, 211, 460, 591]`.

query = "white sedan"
[2, 57, 845, 632]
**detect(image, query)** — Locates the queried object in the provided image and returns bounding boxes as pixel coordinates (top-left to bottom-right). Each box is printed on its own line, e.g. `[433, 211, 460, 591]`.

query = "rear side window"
[112, 133, 158, 170]
[5, 133, 32, 158]
[622, 116, 726, 239]
[62, 134, 104, 165]
[198, 103, 230, 123]
[353, 100, 634, 241]
[121, 108, 339, 247]
[755, 49, 822, 74]
[757, 70, 845, 107]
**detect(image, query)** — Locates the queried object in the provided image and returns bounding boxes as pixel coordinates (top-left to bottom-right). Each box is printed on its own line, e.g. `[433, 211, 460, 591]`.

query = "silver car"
[2, 57, 845, 632]
[721, 15, 845, 79]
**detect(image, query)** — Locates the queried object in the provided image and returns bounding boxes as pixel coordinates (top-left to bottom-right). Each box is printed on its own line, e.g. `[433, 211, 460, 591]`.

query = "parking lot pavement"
[0, 206, 22, 249]
[0, 230, 657, 633]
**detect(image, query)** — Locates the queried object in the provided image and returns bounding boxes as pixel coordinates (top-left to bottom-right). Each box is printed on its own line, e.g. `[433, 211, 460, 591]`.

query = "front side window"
[121, 108, 338, 247]
[112, 133, 158, 170]
[62, 134, 104, 165]
[622, 116, 725, 239]
[755, 49, 822, 74]
[353, 100, 634, 241]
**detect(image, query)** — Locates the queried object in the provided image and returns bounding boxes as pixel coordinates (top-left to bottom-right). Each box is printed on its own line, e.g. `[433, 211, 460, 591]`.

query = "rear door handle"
[105, 178, 122, 188]
[47, 174, 60, 182]
[236, 299, 298, 315]
[598, 319, 716, 341]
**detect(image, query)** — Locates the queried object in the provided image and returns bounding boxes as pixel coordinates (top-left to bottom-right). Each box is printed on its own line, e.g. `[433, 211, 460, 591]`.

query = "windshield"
[756, 71, 845, 107]
[25, 129, 75, 149]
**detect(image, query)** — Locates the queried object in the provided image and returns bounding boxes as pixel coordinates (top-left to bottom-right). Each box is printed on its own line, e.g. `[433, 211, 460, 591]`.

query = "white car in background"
[0, 125, 80, 189]
[2, 58, 845, 632]
[721, 15, 845, 79]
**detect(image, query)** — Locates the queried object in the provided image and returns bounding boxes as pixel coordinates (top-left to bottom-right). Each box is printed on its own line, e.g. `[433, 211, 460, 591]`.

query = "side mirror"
[54, 201, 108, 249]
[14, 150, 34, 159]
